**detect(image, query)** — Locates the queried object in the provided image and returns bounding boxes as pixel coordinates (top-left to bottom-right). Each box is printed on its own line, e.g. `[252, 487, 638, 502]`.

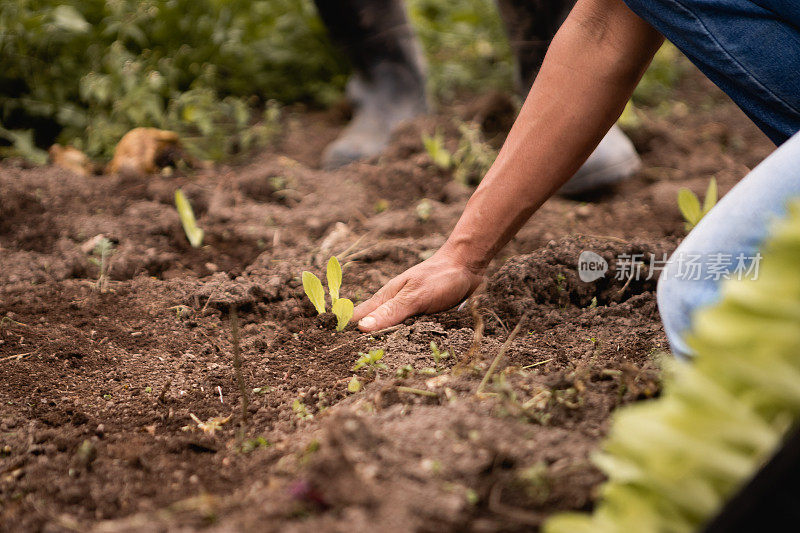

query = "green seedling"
[292, 398, 312, 420]
[396, 364, 415, 379]
[240, 437, 270, 453]
[518, 461, 551, 504]
[430, 341, 450, 369]
[422, 128, 452, 169]
[452, 121, 498, 186]
[326, 256, 342, 303]
[347, 375, 362, 393]
[545, 198, 800, 533]
[677, 176, 717, 231]
[301, 256, 353, 331]
[332, 298, 354, 332]
[353, 349, 388, 375]
[187, 413, 230, 435]
[555, 273, 567, 293]
[174, 189, 204, 247]
[88, 237, 114, 293]
[374, 199, 389, 213]
[416, 198, 433, 221]
[302, 271, 326, 314]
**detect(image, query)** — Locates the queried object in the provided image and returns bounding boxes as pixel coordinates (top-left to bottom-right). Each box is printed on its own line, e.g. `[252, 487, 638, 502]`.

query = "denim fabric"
[623, 0, 800, 145]
[657, 131, 800, 358]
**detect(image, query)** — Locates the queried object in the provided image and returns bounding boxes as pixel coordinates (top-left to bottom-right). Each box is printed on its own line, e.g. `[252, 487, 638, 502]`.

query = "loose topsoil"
[0, 68, 775, 532]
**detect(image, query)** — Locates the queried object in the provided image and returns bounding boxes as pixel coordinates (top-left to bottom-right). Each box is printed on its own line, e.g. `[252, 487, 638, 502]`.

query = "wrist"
[438, 233, 491, 276]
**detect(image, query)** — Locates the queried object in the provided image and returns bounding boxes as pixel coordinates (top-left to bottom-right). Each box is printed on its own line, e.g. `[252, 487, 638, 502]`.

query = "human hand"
[352, 250, 486, 332]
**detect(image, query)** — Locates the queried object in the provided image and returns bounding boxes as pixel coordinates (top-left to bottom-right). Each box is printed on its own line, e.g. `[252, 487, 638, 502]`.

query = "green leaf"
[327, 256, 342, 303]
[703, 177, 718, 215]
[174, 189, 204, 247]
[52, 5, 90, 33]
[0, 126, 48, 165]
[347, 375, 362, 393]
[677, 188, 702, 228]
[422, 130, 452, 169]
[544, 197, 800, 533]
[332, 298, 354, 331]
[302, 271, 326, 314]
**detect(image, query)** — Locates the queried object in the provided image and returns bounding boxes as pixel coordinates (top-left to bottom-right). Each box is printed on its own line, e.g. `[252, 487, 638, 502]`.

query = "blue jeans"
[657, 131, 800, 357]
[618, 0, 800, 356]
[622, 0, 800, 145]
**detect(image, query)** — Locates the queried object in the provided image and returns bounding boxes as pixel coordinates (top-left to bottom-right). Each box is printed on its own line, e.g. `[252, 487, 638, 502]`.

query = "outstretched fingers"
[356, 283, 419, 332]
[352, 275, 408, 324]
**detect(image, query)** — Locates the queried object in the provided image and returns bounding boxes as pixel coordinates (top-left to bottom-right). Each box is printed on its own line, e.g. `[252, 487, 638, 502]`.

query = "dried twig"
[453, 282, 487, 375]
[230, 306, 249, 425]
[324, 324, 403, 353]
[616, 270, 635, 297]
[0, 351, 36, 362]
[396, 386, 438, 398]
[522, 358, 553, 370]
[486, 308, 508, 333]
[200, 285, 221, 316]
[477, 313, 530, 396]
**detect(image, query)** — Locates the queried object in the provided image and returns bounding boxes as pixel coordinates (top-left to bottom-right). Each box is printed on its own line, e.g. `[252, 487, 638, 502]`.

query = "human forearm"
[441, 0, 664, 272]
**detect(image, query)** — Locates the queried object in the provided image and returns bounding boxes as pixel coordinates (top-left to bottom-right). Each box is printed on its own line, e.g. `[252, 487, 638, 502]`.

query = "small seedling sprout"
[327, 256, 342, 303]
[677, 176, 717, 231]
[430, 341, 450, 370]
[332, 298, 354, 331]
[422, 128, 452, 169]
[352, 349, 388, 375]
[292, 398, 312, 420]
[301, 256, 354, 330]
[396, 364, 414, 378]
[241, 437, 270, 453]
[302, 271, 326, 314]
[174, 188, 204, 247]
[347, 375, 362, 393]
[89, 237, 114, 292]
[416, 198, 433, 221]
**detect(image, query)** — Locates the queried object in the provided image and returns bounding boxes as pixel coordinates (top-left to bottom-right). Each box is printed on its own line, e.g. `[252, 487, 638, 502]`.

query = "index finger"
[352, 275, 408, 322]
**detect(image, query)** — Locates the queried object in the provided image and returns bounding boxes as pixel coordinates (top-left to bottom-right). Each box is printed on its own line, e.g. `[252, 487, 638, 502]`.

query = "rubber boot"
[314, 0, 428, 169]
[496, 0, 641, 195]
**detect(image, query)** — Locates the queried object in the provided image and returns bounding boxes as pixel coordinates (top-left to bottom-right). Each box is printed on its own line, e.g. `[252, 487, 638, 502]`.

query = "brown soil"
[0, 67, 775, 532]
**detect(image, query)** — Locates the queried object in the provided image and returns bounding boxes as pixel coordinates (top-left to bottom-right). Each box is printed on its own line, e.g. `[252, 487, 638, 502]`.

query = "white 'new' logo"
[578, 251, 608, 282]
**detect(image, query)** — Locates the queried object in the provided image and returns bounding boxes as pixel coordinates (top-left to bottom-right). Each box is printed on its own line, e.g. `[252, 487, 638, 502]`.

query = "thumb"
[357, 288, 417, 332]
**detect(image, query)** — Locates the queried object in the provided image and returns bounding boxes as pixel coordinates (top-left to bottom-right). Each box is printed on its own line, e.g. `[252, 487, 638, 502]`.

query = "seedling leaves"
[703, 177, 718, 214]
[422, 129, 452, 169]
[677, 188, 701, 227]
[332, 298, 353, 331]
[302, 271, 326, 314]
[678, 177, 719, 231]
[327, 256, 342, 303]
[174, 189, 204, 247]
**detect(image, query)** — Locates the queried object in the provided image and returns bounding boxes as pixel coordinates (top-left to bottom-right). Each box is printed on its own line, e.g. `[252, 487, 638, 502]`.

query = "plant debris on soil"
[0, 68, 775, 532]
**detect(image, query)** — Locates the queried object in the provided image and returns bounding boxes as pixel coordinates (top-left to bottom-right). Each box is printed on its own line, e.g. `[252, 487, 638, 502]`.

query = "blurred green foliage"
[0, 0, 683, 164]
[407, 0, 513, 101]
[0, 0, 346, 160]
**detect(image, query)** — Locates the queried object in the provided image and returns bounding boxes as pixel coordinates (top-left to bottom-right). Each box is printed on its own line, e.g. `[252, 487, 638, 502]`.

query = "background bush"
[0, 0, 348, 160]
[0, 0, 514, 162]
[0, 0, 680, 163]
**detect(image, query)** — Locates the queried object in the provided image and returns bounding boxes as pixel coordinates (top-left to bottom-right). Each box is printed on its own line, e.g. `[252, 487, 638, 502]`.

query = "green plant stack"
[545, 198, 800, 533]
